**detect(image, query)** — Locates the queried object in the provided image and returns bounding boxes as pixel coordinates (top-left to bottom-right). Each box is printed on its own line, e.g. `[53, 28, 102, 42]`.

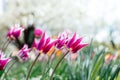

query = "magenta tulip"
[0, 51, 11, 70]
[36, 32, 56, 54]
[32, 39, 38, 49]
[66, 32, 88, 53]
[34, 28, 42, 38]
[56, 31, 69, 49]
[7, 24, 24, 40]
[18, 45, 30, 62]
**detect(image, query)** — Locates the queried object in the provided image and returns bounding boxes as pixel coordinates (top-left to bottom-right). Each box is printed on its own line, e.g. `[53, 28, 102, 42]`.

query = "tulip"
[26, 32, 56, 80]
[105, 53, 114, 64]
[32, 39, 38, 49]
[50, 32, 88, 80]
[56, 31, 69, 49]
[34, 28, 42, 38]
[0, 51, 11, 70]
[37, 32, 56, 54]
[18, 45, 30, 62]
[117, 50, 120, 59]
[66, 32, 88, 53]
[56, 50, 62, 57]
[47, 47, 55, 56]
[7, 24, 24, 40]
[71, 53, 78, 60]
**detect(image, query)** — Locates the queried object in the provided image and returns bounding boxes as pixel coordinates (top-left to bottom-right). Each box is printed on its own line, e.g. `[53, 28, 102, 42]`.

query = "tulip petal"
[45, 37, 50, 46]
[7, 25, 23, 39]
[0, 58, 11, 70]
[56, 39, 65, 49]
[18, 44, 30, 62]
[13, 29, 21, 38]
[71, 37, 83, 49]
[72, 44, 88, 53]
[37, 32, 45, 50]
[34, 28, 42, 37]
[32, 39, 38, 48]
[67, 32, 76, 48]
[43, 41, 56, 53]
[42, 37, 51, 50]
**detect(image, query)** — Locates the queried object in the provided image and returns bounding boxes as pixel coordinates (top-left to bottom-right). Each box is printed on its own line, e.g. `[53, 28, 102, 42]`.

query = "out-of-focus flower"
[105, 53, 114, 64]
[7, 24, 24, 40]
[34, 28, 42, 38]
[91, 52, 95, 59]
[38, 53, 48, 62]
[56, 50, 62, 57]
[56, 31, 69, 49]
[71, 53, 78, 60]
[32, 39, 38, 49]
[0, 51, 11, 70]
[117, 50, 120, 59]
[47, 47, 55, 56]
[17, 45, 30, 62]
[66, 32, 88, 53]
[52, 35, 57, 39]
[82, 56, 85, 60]
[36, 32, 56, 54]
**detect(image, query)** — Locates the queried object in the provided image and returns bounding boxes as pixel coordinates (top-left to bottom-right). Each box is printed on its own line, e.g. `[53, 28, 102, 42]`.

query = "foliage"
[2, 43, 120, 80]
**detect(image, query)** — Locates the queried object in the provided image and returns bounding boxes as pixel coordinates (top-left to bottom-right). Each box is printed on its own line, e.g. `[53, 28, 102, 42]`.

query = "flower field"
[0, 0, 120, 80]
[0, 25, 120, 80]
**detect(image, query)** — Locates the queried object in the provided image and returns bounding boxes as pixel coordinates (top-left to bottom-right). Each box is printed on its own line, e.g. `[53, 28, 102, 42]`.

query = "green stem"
[1, 39, 8, 51]
[2, 39, 11, 51]
[42, 50, 56, 79]
[49, 50, 69, 80]
[26, 53, 41, 80]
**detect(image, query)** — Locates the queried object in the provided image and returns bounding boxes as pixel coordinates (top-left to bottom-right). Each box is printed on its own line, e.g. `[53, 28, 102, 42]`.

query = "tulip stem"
[42, 49, 56, 79]
[49, 50, 69, 80]
[1, 39, 8, 51]
[1, 60, 17, 80]
[26, 53, 41, 80]
[2, 39, 11, 51]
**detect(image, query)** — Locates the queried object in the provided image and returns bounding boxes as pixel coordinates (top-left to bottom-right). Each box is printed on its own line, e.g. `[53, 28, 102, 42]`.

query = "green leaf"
[90, 52, 105, 80]
[110, 65, 120, 80]
[99, 62, 112, 80]
[0, 70, 4, 77]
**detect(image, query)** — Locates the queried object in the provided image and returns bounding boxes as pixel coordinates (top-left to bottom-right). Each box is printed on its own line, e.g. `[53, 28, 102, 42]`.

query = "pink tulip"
[105, 54, 114, 64]
[0, 51, 11, 70]
[18, 45, 30, 62]
[66, 32, 88, 53]
[34, 28, 42, 38]
[7, 24, 24, 40]
[36, 32, 56, 54]
[55, 31, 69, 49]
[71, 53, 78, 60]
[32, 39, 38, 49]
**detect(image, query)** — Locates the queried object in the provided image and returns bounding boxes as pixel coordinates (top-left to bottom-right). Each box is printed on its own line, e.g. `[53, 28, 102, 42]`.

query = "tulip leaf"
[0, 70, 4, 77]
[90, 52, 105, 80]
[110, 65, 120, 80]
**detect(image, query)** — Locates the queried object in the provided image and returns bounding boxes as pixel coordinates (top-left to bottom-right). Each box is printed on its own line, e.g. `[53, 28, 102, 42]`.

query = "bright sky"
[0, 0, 120, 43]
[86, 0, 120, 24]
[0, 0, 3, 16]
[1, 0, 120, 24]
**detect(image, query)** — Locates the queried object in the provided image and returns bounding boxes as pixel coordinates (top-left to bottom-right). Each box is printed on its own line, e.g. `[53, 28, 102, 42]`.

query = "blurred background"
[1, 1, 120, 79]
[0, 0, 120, 45]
